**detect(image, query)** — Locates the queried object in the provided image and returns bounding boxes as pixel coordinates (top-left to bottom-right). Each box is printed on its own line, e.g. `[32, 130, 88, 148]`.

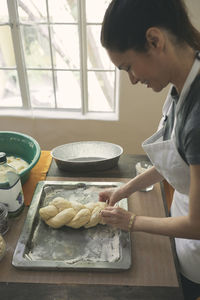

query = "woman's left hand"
[101, 206, 133, 231]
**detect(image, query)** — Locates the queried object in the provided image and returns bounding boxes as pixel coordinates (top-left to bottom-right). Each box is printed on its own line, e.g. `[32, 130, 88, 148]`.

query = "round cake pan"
[51, 141, 123, 172]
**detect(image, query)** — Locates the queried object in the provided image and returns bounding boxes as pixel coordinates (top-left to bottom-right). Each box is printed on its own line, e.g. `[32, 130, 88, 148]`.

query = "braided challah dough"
[39, 197, 107, 229]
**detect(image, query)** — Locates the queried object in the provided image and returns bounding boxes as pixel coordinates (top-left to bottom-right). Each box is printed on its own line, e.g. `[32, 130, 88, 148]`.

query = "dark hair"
[101, 0, 200, 52]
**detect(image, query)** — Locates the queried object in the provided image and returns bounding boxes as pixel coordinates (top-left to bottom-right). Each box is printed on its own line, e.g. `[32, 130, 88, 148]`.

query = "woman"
[99, 0, 200, 299]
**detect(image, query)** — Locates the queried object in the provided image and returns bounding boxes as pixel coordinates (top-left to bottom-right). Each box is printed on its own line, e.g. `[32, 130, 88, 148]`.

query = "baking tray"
[12, 181, 132, 271]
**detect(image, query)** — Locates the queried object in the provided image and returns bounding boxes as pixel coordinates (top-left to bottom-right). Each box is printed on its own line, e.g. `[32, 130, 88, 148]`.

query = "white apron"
[142, 53, 200, 283]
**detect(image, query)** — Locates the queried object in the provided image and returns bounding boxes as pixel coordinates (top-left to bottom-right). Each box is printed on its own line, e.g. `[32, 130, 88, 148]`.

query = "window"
[0, 0, 118, 120]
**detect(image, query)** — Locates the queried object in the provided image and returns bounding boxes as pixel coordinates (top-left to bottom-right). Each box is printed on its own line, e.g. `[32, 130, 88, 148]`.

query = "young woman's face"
[107, 48, 170, 92]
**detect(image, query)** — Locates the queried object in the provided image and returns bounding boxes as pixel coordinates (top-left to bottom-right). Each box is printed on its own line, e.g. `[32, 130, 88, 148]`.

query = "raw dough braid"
[39, 197, 107, 229]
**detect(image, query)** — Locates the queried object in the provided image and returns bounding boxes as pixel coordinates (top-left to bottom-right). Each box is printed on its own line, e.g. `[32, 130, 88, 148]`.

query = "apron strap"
[157, 86, 174, 130]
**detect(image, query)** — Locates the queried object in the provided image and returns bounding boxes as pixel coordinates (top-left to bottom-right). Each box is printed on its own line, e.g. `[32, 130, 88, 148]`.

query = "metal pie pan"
[51, 141, 123, 172]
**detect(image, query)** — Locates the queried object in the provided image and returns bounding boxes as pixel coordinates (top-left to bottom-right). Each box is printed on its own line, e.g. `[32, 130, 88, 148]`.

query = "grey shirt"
[163, 74, 200, 165]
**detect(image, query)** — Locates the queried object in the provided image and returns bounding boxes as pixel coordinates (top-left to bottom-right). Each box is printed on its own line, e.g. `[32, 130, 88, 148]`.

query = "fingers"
[101, 207, 116, 225]
[101, 207, 124, 223]
[98, 187, 122, 206]
[101, 207, 133, 231]
[98, 193, 114, 206]
[99, 190, 109, 201]
[98, 193, 108, 203]
[101, 206, 116, 216]
[109, 198, 117, 207]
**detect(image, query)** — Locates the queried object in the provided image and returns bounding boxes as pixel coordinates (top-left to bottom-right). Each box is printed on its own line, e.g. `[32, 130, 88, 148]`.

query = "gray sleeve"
[184, 110, 200, 165]
[177, 75, 200, 165]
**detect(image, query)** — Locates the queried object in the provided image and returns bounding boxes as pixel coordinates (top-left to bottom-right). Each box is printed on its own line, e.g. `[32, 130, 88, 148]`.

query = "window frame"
[0, 0, 118, 121]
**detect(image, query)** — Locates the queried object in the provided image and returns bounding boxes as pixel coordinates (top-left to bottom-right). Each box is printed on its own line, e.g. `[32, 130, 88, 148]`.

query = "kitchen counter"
[0, 154, 184, 300]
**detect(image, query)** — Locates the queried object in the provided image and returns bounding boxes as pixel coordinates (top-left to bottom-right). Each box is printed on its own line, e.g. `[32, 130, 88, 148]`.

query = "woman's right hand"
[99, 187, 123, 206]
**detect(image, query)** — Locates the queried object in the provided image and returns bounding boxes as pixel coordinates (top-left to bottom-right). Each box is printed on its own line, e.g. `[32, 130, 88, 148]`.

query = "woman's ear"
[146, 27, 165, 52]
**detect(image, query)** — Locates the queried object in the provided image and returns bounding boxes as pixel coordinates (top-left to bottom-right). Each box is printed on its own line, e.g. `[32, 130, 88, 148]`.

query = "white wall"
[0, 0, 199, 154]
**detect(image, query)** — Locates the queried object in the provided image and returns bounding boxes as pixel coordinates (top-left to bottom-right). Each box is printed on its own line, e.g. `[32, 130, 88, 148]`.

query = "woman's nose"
[128, 72, 139, 85]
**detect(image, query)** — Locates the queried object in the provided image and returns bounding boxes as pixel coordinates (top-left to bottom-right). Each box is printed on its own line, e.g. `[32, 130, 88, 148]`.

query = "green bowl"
[0, 131, 41, 184]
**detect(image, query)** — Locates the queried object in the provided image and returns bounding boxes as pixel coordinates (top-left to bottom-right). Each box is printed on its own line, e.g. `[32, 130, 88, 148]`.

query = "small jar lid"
[0, 152, 7, 163]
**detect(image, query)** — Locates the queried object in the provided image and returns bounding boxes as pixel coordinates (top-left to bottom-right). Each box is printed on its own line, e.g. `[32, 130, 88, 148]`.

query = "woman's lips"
[141, 80, 150, 88]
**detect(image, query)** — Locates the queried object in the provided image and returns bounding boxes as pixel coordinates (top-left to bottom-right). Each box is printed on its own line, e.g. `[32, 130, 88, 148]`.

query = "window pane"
[18, 0, 47, 23]
[48, 0, 78, 23]
[55, 71, 81, 109]
[87, 25, 115, 70]
[0, 0, 9, 23]
[86, 0, 112, 23]
[0, 26, 16, 67]
[27, 70, 55, 108]
[21, 25, 51, 68]
[51, 25, 80, 69]
[0, 70, 22, 107]
[88, 71, 115, 112]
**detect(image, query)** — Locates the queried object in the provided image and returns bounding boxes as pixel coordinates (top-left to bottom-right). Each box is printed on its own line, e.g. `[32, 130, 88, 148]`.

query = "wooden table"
[0, 154, 184, 300]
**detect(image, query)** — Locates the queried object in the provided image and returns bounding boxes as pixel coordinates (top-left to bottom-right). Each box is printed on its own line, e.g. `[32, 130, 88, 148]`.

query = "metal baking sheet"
[12, 181, 132, 271]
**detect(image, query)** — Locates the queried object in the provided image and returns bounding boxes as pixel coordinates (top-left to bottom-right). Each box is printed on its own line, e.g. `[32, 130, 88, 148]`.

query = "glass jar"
[0, 234, 6, 261]
[135, 161, 154, 192]
[0, 152, 24, 216]
[0, 202, 9, 235]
